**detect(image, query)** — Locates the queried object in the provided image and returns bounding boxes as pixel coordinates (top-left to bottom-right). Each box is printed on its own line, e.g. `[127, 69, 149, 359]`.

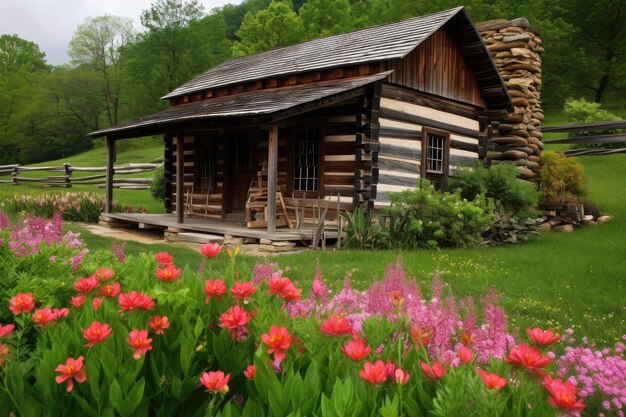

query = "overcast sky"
[0, 0, 242, 65]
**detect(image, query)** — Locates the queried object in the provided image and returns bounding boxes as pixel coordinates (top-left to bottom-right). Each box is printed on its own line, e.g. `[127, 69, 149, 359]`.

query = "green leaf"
[109, 378, 145, 417]
[378, 395, 399, 417]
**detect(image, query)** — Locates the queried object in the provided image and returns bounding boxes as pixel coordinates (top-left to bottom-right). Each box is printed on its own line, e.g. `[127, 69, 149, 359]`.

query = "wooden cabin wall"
[372, 83, 482, 208]
[386, 27, 486, 108]
[170, 134, 225, 218]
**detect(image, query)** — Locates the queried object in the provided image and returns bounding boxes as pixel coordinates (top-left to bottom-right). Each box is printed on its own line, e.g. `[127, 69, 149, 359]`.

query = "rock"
[537, 222, 552, 232]
[582, 219, 597, 226]
[502, 150, 529, 160]
[223, 235, 244, 245]
[259, 238, 272, 244]
[597, 215, 612, 224]
[502, 34, 531, 43]
[553, 224, 574, 233]
[582, 215, 594, 221]
[258, 243, 299, 253]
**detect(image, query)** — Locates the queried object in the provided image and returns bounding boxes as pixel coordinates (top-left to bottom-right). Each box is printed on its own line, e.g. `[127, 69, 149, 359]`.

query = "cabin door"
[226, 134, 257, 215]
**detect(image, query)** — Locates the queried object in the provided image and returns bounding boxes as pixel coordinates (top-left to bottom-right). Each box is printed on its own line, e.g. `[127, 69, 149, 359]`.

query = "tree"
[232, 0, 305, 57]
[0, 34, 49, 75]
[299, 0, 352, 38]
[68, 15, 134, 126]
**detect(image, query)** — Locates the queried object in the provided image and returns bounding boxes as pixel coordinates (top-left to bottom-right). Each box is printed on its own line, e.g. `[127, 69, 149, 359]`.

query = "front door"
[227, 133, 257, 215]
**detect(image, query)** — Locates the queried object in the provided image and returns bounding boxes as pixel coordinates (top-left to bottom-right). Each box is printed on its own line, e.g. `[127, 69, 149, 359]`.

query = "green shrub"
[149, 165, 166, 202]
[381, 181, 492, 249]
[341, 207, 386, 249]
[449, 162, 539, 214]
[539, 151, 589, 202]
[563, 98, 625, 149]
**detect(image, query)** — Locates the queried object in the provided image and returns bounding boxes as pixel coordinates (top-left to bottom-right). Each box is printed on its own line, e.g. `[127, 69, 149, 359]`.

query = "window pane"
[293, 128, 319, 191]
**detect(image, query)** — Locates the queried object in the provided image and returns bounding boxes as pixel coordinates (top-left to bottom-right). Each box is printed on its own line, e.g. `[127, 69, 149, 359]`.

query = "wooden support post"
[176, 134, 185, 224]
[267, 124, 278, 235]
[104, 137, 115, 213]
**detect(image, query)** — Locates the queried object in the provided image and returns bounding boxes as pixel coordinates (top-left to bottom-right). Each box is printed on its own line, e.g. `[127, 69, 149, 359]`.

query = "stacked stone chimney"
[477, 18, 544, 180]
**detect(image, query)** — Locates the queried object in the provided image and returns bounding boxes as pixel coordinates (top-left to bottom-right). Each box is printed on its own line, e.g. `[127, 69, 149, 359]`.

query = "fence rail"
[0, 162, 161, 189]
[542, 120, 626, 157]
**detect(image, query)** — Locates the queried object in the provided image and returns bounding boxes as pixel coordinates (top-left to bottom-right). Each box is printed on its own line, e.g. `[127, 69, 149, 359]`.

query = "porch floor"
[100, 213, 337, 242]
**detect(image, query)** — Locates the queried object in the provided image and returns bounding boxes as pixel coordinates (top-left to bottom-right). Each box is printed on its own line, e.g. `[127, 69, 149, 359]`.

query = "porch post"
[104, 136, 115, 213]
[267, 124, 278, 235]
[176, 134, 185, 224]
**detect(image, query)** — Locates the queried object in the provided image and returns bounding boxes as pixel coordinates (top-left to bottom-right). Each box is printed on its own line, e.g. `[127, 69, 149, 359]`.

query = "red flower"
[55, 356, 87, 392]
[155, 264, 181, 282]
[394, 368, 410, 385]
[420, 361, 445, 380]
[204, 279, 227, 303]
[73, 276, 99, 293]
[457, 345, 473, 365]
[527, 327, 560, 347]
[92, 297, 103, 311]
[118, 291, 155, 312]
[128, 329, 152, 360]
[243, 364, 255, 379]
[358, 360, 387, 384]
[320, 314, 353, 337]
[475, 368, 507, 390]
[154, 251, 173, 267]
[218, 305, 252, 341]
[506, 343, 551, 375]
[231, 281, 256, 301]
[53, 308, 69, 319]
[340, 336, 371, 362]
[200, 370, 230, 394]
[0, 344, 9, 366]
[149, 315, 170, 335]
[410, 324, 432, 347]
[0, 324, 15, 339]
[9, 292, 35, 315]
[281, 284, 302, 302]
[82, 321, 112, 347]
[99, 282, 121, 298]
[94, 267, 114, 282]
[200, 243, 221, 259]
[32, 307, 57, 327]
[69, 295, 85, 308]
[267, 277, 292, 295]
[543, 376, 585, 412]
[261, 325, 292, 362]
[385, 360, 396, 378]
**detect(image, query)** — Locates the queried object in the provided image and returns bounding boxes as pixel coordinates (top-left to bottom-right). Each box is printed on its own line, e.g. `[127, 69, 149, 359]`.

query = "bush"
[449, 162, 539, 214]
[381, 181, 492, 249]
[563, 98, 625, 149]
[341, 207, 386, 249]
[149, 165, 166, 202]
[539, 151, 589, 202]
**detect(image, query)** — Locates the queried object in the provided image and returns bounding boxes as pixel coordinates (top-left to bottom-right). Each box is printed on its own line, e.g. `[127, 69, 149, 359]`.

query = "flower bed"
[0, 213, 624, 417]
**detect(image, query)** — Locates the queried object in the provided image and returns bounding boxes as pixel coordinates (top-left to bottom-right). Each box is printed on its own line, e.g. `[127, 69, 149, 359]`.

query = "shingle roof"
[163, 7, 464, 99]
[89, 72, 390, 138]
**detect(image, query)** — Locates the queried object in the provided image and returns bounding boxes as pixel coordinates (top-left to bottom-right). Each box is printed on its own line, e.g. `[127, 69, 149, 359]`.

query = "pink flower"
[527, 327, 560, 346]
[9, 292, 35, 315]
[92, 297, 103, 311]
[244, 364, 255, 379]
[420, 361, 445, 380]
[118, 291, 155, 312]
[231, 281, 256, 301]
[394, 368, 409, 385]
[204, 279, 227, 303]
[73, 276, 98, 293]
[340, 336, 371, 362]
[200, 371, 230, 393]
[53, 308, 69, 319]
[457, 345, 473, 365]
[218, 305, 252, 341]
[358, 360, 387, 384]
[320, 314, 353, 337]
[261, 325, 292, 362]
[506, 343, 551, 376]
[69, 295, 85, 308]
[154, 252, 173, 267]
[128, 329, 152, 360]
[32, 307, 57, 327]
[55, 356, 87, 392]
[543, 375, 585, 411]
[82, 322, 112, 347]
[200, 243, 221, 259]
[476, 368, 506, 390]
[99, 282, 121, 298]
[94, 267, 114, 282]
[0, 324, 15, 339]
[148, 315, 170, 335]
[155, 264, 181, 282]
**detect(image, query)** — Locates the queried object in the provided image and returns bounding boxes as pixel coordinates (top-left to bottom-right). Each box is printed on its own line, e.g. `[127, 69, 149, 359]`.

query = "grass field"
[1, 127, 624, 347]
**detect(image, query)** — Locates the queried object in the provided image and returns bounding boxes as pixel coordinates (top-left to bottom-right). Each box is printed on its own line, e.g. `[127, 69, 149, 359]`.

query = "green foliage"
[483, 201, 541, 246]
[149, 166, 166, 203]
[563, 98, 625, 149]
[232, 0, 305, 57]
[539, 151, 589, 202]
[381, 181, 492, 249]
[341, 207, 386, 250]
[450, 162, 539, 214]
[298, 0, 352, 38]
[0, 34, 50, 75]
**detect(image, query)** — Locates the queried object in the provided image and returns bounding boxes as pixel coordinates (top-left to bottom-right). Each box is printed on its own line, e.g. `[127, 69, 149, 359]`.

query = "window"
[196, 138, 215, 194]
[422, 129, 450, 190]
[293, 128, 320, 192]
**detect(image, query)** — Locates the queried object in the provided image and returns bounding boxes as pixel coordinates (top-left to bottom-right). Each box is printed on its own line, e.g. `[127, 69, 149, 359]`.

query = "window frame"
[421, 127, 451, 190]
[288, 125, 324, 197]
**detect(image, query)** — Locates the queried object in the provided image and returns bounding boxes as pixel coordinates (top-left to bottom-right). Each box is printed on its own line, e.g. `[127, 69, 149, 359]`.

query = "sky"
[0, 0, 241, 66]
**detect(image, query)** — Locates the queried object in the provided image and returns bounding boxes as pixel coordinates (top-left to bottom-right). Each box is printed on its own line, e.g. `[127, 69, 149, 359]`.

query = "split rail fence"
[542, 120, 626, 157]
[0, 162, 161, 190]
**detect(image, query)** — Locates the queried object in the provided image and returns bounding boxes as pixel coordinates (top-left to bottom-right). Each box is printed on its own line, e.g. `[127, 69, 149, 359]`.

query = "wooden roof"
[163, 6, 510, 110]
[89, 72, 390, 138]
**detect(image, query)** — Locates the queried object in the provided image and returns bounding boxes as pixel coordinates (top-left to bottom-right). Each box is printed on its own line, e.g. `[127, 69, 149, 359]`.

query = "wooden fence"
[542, 120, 626, 156]
[0, 162, 161, 190]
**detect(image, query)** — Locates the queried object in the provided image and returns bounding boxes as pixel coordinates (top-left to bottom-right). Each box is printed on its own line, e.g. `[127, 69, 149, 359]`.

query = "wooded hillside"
[1, 0, 624, 165]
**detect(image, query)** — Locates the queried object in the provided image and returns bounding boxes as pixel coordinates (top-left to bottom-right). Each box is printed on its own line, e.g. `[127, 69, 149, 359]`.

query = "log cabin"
[90, 6, 513, 242]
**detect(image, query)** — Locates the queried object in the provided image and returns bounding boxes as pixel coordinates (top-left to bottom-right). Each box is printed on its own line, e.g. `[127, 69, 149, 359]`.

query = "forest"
[0, 0, 624, 165]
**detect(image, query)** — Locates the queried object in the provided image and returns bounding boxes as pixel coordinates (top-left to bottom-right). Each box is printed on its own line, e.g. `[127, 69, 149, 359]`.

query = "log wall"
[477, 18, 544, 180]
[386, 26, 487, 108]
